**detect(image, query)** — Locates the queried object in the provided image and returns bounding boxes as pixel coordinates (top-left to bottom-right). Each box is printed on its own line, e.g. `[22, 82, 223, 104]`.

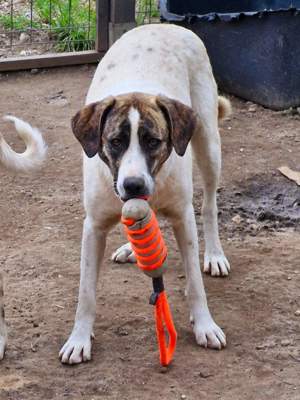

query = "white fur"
[60, 24, 230, 364]
[0, 116, 46, 172]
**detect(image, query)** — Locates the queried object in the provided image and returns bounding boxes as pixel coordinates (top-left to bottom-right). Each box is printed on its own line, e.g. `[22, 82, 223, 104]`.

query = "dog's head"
[71, 93, 199, 201]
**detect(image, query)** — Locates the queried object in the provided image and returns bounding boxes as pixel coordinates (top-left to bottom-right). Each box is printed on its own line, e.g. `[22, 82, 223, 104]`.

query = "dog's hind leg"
[59, 216, 112, 364]
[0, 274, 7, 360]
[190, 77, 230, 277]
[171, 204, 226, 349]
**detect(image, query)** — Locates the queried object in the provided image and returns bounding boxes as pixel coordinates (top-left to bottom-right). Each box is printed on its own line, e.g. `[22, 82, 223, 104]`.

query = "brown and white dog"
[60, 24, 231, 364]
[0, 116, 46, 360]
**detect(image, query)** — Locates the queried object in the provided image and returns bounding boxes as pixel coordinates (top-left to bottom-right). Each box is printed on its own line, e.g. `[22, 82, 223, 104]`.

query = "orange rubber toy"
[121, 199, 177, 366]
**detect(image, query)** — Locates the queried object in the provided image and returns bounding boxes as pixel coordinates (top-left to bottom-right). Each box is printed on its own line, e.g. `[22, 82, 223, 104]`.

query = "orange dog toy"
[121, 199, 177, 366]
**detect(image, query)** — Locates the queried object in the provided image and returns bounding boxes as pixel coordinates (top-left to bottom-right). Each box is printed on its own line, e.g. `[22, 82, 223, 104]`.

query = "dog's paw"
[111, 243, 136, 264]
[59, 331, 93, 364]
[0, 335, 7, 360]
[192, 313, 226, 350]
[203, 252, 230, 277]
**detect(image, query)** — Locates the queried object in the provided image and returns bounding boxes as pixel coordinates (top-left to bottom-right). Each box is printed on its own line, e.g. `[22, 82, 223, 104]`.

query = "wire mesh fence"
[0, 0, 159, 65]
[0, 0, 97, 59]
[135, 0, 160, 25]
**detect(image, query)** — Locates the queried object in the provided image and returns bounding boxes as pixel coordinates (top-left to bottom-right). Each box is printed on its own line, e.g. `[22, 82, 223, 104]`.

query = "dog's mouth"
[113, 181, 150, 202]
[121, 194, 150, 202]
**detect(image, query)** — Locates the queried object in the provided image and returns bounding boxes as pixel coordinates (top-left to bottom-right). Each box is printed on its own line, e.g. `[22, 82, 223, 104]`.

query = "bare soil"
[0, 65, 300, 400]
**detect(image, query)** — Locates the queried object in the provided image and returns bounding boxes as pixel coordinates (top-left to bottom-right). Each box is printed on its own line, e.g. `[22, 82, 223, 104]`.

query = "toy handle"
[154, 290, 177, 366]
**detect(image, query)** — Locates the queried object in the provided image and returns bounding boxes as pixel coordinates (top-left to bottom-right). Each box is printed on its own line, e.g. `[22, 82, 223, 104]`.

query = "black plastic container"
[160, 1, 300, 110]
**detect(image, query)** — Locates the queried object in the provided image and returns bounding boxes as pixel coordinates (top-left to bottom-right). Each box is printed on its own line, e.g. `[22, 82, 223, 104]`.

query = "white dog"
[60, 24, 231, 364]
[0, 116, 46, 359]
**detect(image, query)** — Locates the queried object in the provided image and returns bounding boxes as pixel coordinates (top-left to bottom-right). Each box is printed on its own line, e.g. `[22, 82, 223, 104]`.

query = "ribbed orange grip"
[121, 210, 167, 272]
[121, 200, 177, 367]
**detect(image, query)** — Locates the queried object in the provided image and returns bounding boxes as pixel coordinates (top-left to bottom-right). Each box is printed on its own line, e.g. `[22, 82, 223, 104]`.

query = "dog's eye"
[110, 138, 122, 148]
[148, 138, 161, 150]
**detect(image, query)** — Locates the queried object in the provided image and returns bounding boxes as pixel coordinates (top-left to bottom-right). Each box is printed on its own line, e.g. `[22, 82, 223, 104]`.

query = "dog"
[0, 116, 46, 360]
[60, 24, 231, 364]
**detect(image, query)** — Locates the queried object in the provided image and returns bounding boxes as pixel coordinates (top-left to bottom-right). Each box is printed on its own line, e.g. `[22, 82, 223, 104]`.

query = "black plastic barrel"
[160, 0, 300, 110]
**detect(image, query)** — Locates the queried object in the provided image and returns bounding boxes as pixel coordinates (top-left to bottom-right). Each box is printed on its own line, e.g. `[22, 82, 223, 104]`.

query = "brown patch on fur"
[71, 93, 197, 181]
[99, 93, 173, 178]
[156, 96, 199, 156]
[71, 96, 116, 157]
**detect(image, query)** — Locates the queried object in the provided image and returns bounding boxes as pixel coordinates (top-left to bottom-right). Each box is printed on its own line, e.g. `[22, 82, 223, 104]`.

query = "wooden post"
[96, 0, 110, 52]
[109, 0, 136, 47]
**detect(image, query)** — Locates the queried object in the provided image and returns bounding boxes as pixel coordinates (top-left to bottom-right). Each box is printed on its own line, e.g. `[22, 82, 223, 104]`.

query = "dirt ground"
[0, 65, 299, 400]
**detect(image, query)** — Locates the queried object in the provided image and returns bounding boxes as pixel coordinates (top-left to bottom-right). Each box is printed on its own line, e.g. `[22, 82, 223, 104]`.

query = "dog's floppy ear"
[156, 95, 199, 156]
[71, 96, 115, 157]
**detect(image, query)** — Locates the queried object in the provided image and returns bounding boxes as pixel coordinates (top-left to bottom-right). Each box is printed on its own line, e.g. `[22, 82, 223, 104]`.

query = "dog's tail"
[0, 116, 47, 173]
[218, 96, 232, 121]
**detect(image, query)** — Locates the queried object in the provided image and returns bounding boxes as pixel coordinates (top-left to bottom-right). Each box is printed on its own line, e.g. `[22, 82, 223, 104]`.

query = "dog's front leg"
[59, 216, 107, 364]
[172, 204, 226, 349]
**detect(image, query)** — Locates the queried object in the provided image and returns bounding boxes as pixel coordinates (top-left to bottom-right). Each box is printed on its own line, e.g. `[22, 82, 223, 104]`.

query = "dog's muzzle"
[121, 176, 149, 201]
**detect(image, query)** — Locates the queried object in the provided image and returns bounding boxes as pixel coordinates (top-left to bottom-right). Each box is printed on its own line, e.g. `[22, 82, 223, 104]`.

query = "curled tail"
[0, 116, 47, 172]
[218, 96, 232, 121]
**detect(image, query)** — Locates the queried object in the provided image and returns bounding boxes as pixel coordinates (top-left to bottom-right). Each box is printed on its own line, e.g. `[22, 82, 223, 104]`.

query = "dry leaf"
[278, 166, 300, 186]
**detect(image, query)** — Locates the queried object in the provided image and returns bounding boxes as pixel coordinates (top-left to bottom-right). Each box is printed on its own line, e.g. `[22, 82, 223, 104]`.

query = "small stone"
[294, 310, 300, 316]
[181, 395, 187, 400]
[248, 104, 257, 112]
[199, 370, 213, 378]
[232, 215, 243, 224]
[19, 32, 29, 43]
[281, 339, 291, 347]
[31, 68, 39, 74]
[116, 327, 129, 336]
[287, 276, 292, 281]
[159, 366, 168, 374]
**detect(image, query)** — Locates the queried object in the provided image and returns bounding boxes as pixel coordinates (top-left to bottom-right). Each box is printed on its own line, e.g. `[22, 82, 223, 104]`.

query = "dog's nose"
[123, 177, 146, 198]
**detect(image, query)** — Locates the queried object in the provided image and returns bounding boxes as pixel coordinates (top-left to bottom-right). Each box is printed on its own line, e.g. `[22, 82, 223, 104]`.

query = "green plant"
[136, 0, 159, 25]
[0, 14, 39, 31]
[35, 0, 96, 51]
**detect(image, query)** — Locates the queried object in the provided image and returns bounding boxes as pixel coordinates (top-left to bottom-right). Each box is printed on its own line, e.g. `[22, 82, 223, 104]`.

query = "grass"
[136, 0, 160, 25]
[0, 14, 39, 31]
[0, 0, 96, 52]
[35, 0, 96, 51]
